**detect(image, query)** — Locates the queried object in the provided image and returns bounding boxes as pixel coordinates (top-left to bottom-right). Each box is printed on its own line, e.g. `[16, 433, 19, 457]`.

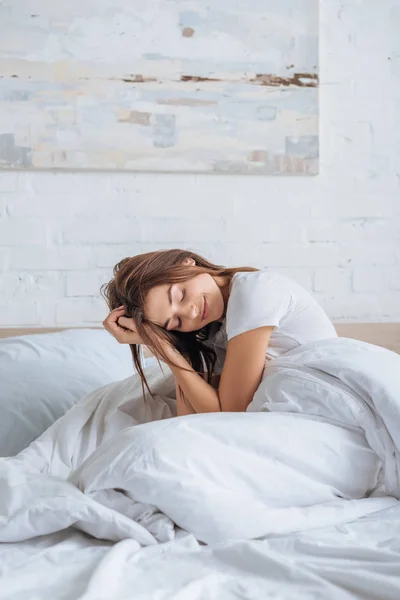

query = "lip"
[202, 296, 208, 321]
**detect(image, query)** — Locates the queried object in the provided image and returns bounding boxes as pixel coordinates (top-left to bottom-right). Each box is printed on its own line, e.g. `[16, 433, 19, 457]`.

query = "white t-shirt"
[205, 270, 337, 372]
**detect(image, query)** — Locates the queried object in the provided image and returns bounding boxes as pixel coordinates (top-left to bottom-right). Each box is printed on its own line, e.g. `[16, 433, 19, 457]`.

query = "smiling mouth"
[202, 296, 208, 321]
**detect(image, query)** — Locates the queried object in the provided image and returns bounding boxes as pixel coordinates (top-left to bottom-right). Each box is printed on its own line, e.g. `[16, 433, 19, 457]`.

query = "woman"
[102, 249, 337, 416]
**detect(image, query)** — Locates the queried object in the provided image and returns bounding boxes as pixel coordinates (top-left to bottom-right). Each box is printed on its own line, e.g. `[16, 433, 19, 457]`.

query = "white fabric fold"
[0, 338, 399, 546]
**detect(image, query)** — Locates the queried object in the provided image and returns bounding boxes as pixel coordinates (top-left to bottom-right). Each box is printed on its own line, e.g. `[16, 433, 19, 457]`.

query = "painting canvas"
[0, 1, 319, 174]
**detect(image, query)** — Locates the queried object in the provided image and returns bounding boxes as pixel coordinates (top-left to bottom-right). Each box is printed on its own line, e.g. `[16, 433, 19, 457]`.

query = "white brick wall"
[0, 0, 399, 326]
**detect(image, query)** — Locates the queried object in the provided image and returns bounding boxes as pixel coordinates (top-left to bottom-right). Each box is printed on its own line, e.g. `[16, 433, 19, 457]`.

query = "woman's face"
[144, 273, 226, 333]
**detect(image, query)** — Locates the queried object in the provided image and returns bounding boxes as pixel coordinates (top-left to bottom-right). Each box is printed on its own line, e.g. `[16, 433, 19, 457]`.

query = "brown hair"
[101, 249, 257, 396]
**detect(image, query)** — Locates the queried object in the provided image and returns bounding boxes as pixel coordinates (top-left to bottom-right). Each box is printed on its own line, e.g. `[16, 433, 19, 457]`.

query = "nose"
[182, 302, 199, 321]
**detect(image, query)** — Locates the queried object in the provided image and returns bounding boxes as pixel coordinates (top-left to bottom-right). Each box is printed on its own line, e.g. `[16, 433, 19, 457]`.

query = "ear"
[182, 257, 196, 267]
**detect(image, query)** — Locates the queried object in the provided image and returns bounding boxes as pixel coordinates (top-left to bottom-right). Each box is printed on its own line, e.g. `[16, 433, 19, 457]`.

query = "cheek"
[217, 293, 224, 313]
[188, 280, 203, 298]
[214, 288, 225, 316]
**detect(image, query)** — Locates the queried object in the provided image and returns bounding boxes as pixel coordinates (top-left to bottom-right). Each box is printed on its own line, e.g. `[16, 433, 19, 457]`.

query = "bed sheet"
[1, 503, 399, 600]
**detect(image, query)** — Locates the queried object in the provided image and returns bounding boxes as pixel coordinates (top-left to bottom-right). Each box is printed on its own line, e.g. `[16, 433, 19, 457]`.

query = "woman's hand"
[103, 306, 143, 345]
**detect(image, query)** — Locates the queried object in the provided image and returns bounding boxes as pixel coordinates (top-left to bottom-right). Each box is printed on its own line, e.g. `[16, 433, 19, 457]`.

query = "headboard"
[0, 323, 399, 354]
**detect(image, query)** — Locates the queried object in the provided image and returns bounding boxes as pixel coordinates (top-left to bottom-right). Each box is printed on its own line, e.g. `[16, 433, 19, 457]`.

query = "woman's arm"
[166, 349, 221, 413]
[175, 374, 220, 416]
[175, 380, 196, 416]
[219, 326, 273, 411]
[164, 326, 273, 413]
[104, 307, 272, 413]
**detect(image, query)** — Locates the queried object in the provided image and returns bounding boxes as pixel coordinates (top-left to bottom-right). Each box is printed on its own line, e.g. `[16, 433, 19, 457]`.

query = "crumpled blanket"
[0, 338, 399, 546]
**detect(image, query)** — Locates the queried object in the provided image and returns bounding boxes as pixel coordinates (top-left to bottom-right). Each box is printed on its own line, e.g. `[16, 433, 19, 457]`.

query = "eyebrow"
[163, 285, 173, 329]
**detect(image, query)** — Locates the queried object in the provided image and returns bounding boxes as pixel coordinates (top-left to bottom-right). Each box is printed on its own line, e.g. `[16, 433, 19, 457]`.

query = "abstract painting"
[0, 1, 319, 174]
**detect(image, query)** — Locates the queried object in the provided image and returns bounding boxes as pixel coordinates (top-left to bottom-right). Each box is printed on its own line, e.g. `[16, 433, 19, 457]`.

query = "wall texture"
[0, 0, 399, 326]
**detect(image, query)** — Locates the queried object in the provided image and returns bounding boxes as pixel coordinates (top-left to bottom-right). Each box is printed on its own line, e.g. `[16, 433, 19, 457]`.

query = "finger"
[110, 306, 126, 314]
[103, 319, 119, 334]
[105, 321, 135, 343]
[118, 316, 136, 331]
[104, 307, 126, 326]
[104, 319, 127, 341]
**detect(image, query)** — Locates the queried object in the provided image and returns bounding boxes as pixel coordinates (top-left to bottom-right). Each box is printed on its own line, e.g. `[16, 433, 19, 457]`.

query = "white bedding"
[1, 505, 400, 600]
[1, 337, 400, 597]
[0, 329, 136, 456]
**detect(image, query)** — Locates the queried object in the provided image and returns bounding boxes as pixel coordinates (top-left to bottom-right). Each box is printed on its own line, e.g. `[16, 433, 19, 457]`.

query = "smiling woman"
[145, 262, 227, 333]
[101, 249, 258, 413]
[102, 248, 337, 417]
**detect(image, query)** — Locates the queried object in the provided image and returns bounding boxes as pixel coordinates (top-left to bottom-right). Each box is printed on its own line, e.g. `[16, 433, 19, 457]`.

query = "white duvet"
[1, 338, 400, 549]
[2, 507, 400, 600]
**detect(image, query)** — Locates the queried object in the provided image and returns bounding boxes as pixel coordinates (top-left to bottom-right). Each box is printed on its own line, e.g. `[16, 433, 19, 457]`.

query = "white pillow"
[75, 412, 383, 544]
[0, 329, 138, 457]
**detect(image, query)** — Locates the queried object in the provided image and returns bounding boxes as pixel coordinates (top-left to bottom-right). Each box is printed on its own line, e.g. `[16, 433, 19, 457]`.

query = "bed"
[1, 321, 399, 353]
[0, 323, 399, 600]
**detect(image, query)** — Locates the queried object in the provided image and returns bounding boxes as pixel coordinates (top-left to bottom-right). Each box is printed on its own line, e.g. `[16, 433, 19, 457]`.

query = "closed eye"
[176, 290, 185, 328]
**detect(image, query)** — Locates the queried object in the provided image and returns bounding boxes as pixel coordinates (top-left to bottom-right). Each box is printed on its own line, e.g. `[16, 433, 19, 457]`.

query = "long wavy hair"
[101, 249, 257, 395]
